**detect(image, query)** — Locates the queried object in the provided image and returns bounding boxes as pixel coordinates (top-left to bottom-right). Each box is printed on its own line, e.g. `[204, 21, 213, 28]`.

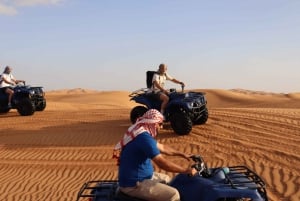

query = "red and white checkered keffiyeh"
[113, 109, 163, 163]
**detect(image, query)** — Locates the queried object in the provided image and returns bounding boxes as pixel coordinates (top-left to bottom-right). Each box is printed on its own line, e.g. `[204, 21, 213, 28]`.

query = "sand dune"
[0, 89, 299, 201]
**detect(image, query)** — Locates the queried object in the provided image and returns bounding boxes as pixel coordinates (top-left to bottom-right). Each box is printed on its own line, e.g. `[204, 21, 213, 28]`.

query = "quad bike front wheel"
[0, 106, 10, 114]
[170, 111, 192, 135]
[193, 107, 209, 125]
[36, 98, 46, 111]
[130, 106, 148, 124]
[17, 98, 35, 116]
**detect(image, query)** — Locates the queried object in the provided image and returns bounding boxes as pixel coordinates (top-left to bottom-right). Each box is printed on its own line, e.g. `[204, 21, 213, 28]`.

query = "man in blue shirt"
[114, 109, 196, 201]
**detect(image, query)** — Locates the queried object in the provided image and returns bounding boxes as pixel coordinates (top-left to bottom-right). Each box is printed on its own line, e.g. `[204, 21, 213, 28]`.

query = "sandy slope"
[0, 88, 299, 201]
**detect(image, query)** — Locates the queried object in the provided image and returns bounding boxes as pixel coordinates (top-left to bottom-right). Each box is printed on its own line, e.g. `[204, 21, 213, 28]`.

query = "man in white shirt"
[0, 66, 25, 108]
[151, 63, 185, 116]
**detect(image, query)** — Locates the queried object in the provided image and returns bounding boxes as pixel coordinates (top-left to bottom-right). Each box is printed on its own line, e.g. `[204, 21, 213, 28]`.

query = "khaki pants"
[120, 172, 180, 201]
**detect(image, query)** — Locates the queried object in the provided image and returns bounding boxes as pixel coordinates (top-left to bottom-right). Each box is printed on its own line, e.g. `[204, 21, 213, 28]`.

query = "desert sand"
[0, 88, 299, 201]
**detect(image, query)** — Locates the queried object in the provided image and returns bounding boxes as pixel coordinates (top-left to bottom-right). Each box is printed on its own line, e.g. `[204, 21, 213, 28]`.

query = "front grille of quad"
[31, 87, 44, 96]
[183, 95, 206, 106]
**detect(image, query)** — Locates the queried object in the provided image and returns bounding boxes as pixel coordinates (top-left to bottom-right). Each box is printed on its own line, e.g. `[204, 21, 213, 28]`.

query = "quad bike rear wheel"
[216, 199, 251, 201]
[0, 106, 10, 114]
[170, 111, 192, 135]
[130, 106, 148, 124]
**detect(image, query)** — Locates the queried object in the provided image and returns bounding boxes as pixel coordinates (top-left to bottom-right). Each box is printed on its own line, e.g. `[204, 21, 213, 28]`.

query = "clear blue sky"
[1, 0, 299, 93]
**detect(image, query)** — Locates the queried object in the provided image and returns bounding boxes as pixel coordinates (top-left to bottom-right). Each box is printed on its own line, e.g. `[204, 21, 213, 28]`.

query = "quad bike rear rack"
[224, 166, 268, 200]
[76, 180, 118, 201]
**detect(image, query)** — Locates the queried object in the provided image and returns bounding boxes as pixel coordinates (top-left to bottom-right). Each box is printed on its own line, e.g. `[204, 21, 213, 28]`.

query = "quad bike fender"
[166, 101, 189, 113]
[170, 174, 218, 201]
[131, 95, 161, 111]
[170, 169, 267, 201]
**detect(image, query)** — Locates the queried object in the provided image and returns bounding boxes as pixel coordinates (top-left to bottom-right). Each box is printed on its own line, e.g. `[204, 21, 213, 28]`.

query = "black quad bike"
[0, 83, 46, 116]
[77, 155, 269, 201]
[129, 71, 208, 135]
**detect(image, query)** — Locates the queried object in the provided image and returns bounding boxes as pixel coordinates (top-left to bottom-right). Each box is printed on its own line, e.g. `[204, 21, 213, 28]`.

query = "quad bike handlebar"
[190, 155, 210, 177]
[12, 81, 26, 88]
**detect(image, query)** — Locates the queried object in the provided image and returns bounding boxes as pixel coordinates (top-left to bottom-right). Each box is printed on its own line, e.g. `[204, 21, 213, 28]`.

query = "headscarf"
[113, 109, 163, 164]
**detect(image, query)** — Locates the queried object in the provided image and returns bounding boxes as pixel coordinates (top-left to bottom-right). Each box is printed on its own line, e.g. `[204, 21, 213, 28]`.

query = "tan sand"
[0, 88, 299, 201]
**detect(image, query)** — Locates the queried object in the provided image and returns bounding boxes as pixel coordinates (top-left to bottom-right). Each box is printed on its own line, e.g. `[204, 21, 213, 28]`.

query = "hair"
[3, 66, 11, 73]
[159, 63, 166, 69]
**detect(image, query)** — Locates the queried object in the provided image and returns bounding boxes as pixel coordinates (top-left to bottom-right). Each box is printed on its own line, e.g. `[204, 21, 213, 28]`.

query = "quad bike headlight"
[29, 90, 35, 95]
[186, 102, 194, 109]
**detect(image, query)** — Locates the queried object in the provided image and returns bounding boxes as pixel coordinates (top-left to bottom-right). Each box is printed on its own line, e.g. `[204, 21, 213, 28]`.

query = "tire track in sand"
[187, 108, 300, 201]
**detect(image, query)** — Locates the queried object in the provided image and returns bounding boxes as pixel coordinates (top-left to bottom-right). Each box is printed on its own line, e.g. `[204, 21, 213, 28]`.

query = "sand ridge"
[0, 88, 299, 201]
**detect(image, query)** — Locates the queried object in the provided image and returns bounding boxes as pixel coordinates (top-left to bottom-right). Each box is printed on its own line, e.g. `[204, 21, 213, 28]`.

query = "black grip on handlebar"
[190, 155, 203, 162]
[191, 164, 200, 171]
[190, 155, 209, 175]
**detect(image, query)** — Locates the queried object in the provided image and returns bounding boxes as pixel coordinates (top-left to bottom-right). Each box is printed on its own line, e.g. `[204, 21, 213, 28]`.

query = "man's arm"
[152, 153, 196, 175]
[2, 76, 15, 85]
[14, 79, 25, 84]
[157, 142, 192, 160]
[10, 76, 25, 84]
[171, 78, 185, 87]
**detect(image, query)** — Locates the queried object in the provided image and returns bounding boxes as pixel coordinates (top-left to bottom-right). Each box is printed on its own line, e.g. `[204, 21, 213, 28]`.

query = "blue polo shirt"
[118, 132, 160, 187]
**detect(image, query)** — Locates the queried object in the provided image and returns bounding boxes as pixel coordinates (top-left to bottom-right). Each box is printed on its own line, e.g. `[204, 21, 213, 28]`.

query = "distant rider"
[0, 66, 25, 108]
[151, 63, 185, 117]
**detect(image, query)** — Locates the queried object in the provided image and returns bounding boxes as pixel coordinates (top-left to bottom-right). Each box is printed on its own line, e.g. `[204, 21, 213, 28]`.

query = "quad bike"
[76, 155, 268, 201]
[129, 71, 208, 135]
[0, 82, 46, 116]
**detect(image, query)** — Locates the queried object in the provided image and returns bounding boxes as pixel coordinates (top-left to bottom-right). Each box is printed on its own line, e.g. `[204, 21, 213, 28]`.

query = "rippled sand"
[0, 88, 299, 201]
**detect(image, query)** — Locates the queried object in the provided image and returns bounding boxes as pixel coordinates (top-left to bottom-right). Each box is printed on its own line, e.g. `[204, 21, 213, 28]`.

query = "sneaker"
[7, 103, 12, 108]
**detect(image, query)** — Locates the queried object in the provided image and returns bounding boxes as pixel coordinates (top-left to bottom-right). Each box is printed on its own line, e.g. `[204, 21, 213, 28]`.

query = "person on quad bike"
[151, 63, 185, 117]
[0, 66, 25, 108]
[113, 109, 196, 201]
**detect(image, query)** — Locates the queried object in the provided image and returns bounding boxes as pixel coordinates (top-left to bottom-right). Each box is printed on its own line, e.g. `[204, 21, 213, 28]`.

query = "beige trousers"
[120, 172, 180, 201]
